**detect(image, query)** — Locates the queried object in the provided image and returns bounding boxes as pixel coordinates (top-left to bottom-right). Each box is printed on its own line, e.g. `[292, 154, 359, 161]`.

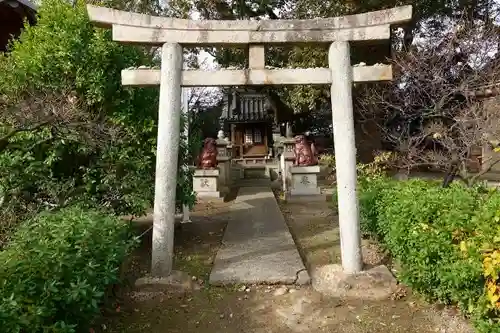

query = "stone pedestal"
[193, 169, 221, 198]
[287, 166, 325, 202]
[290, 166, 321, 195]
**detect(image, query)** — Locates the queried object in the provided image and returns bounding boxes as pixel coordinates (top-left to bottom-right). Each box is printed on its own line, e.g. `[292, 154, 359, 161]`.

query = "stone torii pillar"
[152, 43, 183, 277]
[329, 42, 361, 274]
[86, 5, 412, 284]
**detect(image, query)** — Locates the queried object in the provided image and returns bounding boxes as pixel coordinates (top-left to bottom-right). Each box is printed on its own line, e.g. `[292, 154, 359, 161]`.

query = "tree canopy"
[79, 0, 500, 115]
[166, 0, 498, 111]
[147, 0, 499, 138]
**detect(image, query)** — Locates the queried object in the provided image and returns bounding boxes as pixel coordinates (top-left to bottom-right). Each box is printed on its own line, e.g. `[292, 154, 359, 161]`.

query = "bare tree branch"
[358, 18, 500, 186]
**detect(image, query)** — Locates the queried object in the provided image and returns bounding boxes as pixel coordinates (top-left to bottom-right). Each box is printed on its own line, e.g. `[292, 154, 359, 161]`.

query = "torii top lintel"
[86, 5, 412, 46]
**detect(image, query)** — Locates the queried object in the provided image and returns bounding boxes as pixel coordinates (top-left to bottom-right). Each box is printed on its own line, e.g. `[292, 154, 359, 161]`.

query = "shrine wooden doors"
[232, 123, 268, 158]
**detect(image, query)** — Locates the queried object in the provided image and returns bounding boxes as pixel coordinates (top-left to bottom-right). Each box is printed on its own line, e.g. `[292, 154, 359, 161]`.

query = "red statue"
[198, 137, 218, 169]
[293, 134, 318, 166]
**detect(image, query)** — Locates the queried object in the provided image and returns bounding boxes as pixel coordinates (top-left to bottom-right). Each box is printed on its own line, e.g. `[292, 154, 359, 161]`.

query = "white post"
[328, 41, 363, 274]
[182, 205, 191, 222]
[181, 87, 192, 223]
[152, 43, 183, 277]
[280, 153, 286, 193]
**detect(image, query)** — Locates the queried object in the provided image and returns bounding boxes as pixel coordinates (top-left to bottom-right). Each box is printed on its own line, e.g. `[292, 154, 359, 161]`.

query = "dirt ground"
[95, 195, 474, 333]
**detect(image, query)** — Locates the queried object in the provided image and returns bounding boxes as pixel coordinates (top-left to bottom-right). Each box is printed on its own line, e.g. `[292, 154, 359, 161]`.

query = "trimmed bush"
[358, 176, 500, 332]
[0, 206, 137, 333]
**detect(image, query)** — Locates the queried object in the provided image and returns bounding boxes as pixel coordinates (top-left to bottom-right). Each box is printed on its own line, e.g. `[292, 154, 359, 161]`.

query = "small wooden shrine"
[220, 88, 288, 161]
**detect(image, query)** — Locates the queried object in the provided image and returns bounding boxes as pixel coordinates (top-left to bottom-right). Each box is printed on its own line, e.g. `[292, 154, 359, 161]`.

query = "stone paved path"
[209, 186, 309, 285]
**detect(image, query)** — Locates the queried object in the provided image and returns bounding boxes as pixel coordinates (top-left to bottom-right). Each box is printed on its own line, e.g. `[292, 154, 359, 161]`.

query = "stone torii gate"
[87, 5, 412, 280]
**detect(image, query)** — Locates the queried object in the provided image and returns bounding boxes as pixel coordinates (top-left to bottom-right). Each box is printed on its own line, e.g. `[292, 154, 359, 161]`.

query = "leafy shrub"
[358, 176, 500, 332]
[0, 206, 137, 333]
[330, 151, 394, 207]
[0, 0, 196, 244]
[0, 0, 157, 221]
[319, 153, 336, 169]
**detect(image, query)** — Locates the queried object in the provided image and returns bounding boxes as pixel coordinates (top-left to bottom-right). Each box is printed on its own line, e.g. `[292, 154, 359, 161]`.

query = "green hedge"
[358, 176, 500, 332]
[0, 206, 137, 333]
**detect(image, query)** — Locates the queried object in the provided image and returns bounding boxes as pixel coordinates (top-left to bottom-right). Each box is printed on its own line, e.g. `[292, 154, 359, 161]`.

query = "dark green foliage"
[177, 115, 197, 210]
[0, 206, 137, 333]
[0, 0, 156, 218]
[0, 0, 196, 244]
[358, 176, 500, 332]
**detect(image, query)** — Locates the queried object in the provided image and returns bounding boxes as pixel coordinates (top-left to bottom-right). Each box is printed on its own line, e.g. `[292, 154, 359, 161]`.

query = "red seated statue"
[197, 137, 218, 169]
[293, 134, 318, 167]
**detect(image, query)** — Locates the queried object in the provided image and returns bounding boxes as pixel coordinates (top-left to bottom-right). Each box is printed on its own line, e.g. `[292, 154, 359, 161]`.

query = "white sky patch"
[186, 8, 220, 104]
[188, 9, 216, 70]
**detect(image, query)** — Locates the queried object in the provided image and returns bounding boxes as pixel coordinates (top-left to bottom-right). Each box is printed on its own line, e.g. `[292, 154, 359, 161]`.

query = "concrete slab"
[209, 186, 309, 285]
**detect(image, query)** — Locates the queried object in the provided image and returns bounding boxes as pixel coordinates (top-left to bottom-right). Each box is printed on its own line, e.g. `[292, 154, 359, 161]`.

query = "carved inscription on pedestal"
[200, 178, 209, 188]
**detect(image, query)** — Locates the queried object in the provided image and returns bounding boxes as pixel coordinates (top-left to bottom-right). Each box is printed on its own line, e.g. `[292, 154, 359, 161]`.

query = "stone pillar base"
[312, 264, 398, 301]
[135, 270, 201, 293]
[193, 169, 222, 199]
